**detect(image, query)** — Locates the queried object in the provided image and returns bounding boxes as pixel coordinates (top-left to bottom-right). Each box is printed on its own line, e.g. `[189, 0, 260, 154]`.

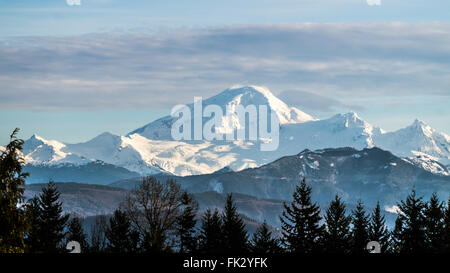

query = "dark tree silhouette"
[250, 220, 281, 254]
[395, 189, 427, 253]
[323, 195, 351, 253]
[280, 178, 323, 253]
[423, 193, 446, 252]
[24, 197, 41, 253]
[90, 215, 108, 253]
[221, 194, 249, 253]
[176, 191, 198, 253]
[106, 209, 139, 253]
[368, 202, 389, 253]
[67, 216, 88, 252]
[0, 128, 29, 253]
[444, 196, 450, 252]
[122, 177, 185, 252]
[350, 200, 370, 254]
[37, 181, 70, 253]
[390, 217, 404, 253]
[198, 208, 223, 253]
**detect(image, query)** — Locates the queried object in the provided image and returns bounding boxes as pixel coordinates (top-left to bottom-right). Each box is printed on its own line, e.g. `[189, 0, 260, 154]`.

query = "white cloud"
[0, 23, 449, 110]
[384, 205, 401, 214]
[66, 0, 81, 6]
[367, 0, 381, 6]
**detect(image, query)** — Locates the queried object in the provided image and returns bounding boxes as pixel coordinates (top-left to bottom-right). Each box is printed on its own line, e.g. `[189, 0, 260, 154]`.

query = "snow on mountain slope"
[20, 85, 450, 177]
[23, 134, 87, 165]
[22, 115, 450, 177]
[64, 132, 126, 166]
[127, 85, 316, 140]
[22, 133, 262, 176]
[402, 153, 450, 176]
[202, 85, 316, 125]
[277, 112, 383, 155]
[112, 147, 450, 216]
[64, 132, 164, 175]
[22, 133, 162, 174]
[374, 119, 450, 165]
[68, 133, 269, 176]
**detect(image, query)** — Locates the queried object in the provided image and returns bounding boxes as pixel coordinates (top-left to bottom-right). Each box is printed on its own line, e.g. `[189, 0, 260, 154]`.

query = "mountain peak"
[225, 85, 275, 98]
[96, 132, 119, 139]
[407, 119, 434, 137]
[77, 131, 122, 147]
[30, 134, 45, 142]
[348, 111, 359, 118]
[330, 112, 367, 127]
[24, 134, 48, 153]
[208, 85, 283, 108]
[341, 111, 361, 121]
[128, 85, 316, 140]
[205, 85, 316, 124]
[412, 118, 428, 128]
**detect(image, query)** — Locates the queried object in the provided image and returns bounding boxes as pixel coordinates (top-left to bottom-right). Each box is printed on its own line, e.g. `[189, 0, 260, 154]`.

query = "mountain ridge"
[16, 85, 450, 177]
[127, 85, 316, 140]
[111, 146, 450, 212]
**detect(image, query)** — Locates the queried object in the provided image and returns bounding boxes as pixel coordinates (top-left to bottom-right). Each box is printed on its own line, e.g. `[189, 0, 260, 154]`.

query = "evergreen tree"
[198, 209, 223, 253]
[66, 216, 88, 253]
[395, 189, 427, 253]
[90, 215, 108, 253]
[0, 128, 29, 253]
[250, 221, 281, 254]
[390, 217, 404, 253]
[24, 197, 42, 253]
[176, 191, 198, 253]
[221, 194, 249, 253]
[444, 196, 450, 253]
[38, 181, 69, 252]
[105, 209, 138, 253]
[323, 195, 351, 253]
[280, 178, 323, 253]
[423, 193, 445, 253]
[350, 200, 369, 254]
[368, 202, 389, 253]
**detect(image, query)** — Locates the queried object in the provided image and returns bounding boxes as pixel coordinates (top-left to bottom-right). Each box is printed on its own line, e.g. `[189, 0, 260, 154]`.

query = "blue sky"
[0, 0, 449, 144]
[1, 0, 450, 37]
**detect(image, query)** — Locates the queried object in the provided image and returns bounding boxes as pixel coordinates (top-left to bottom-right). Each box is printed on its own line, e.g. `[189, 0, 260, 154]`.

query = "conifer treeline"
[1, 129, 450, 253]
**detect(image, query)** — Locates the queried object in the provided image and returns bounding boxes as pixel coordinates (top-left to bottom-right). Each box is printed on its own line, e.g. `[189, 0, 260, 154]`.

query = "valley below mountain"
[112, 147, 450, 213]
[15, 85, 450, 232]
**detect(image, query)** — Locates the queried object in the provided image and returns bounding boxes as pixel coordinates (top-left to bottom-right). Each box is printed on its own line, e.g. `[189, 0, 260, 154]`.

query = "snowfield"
[20, 85, 450, 176]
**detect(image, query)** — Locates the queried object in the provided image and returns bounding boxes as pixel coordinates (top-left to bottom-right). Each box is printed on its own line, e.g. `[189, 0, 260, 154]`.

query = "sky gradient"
[0, 0, 449, 144]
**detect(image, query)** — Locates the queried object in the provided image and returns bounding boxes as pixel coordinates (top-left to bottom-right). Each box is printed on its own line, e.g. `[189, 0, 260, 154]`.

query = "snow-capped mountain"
[25, 132, 166, 175]
[19, 85, 450, 178]
[112, 147, 450, 215]
[128, 85, 316, 140]
[374, 119, 450, 165]
[278, 112, 382, 153]
[23, 134, 88, 165]
[401, 154, 450, 176]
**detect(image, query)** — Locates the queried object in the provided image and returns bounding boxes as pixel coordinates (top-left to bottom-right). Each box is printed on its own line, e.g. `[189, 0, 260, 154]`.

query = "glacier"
[18, 85, 450, 177]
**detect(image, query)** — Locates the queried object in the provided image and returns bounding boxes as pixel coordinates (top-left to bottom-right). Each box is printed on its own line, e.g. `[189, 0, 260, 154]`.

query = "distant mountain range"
[24, 180, 401, 229]
[112, 147, 450, 212]
[23, 161, 140, 185]
[23, 182, 288, 229]
[24, 183, 128, 217]
[13, 85, 449, 232]
[23, 145, 447, 229]
[15, 85, 450, 182]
